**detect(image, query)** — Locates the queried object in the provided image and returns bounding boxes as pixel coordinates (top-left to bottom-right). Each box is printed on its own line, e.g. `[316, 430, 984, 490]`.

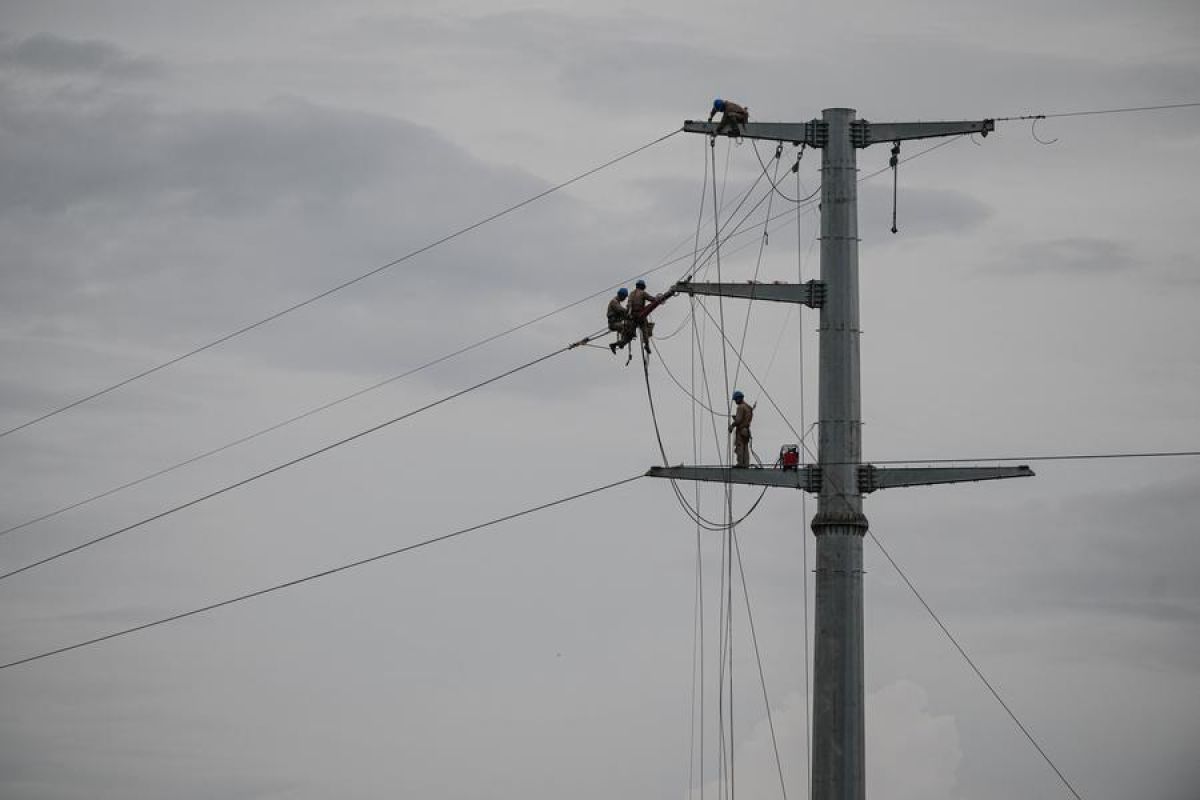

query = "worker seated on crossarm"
[729, 390, 754, 467]
[628, 279, 657, 354]
[708, 98, 749, 135]
[607, 287, 634, 354]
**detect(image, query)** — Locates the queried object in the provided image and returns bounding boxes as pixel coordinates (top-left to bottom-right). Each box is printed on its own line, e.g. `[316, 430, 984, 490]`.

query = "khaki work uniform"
[628, 287, 655, 352]
[730, 401, 753, 467]
[710, 101, 749, 134]
[607, 296, 633, 347]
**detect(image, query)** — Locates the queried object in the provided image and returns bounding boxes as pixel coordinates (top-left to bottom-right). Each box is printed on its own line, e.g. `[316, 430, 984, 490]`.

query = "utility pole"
[648, 108, 1032, 800]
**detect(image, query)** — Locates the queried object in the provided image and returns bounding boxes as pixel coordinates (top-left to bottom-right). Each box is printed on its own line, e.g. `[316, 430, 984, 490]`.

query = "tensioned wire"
[12, 124, 976, 546]
[10, 99, 1195, 441]
[0, 129, 684, 441]
[0, 153, 797, 544]
[0, 331, 604, 584]
[0, 474, 644, 672]
[1, 153, 806, 581]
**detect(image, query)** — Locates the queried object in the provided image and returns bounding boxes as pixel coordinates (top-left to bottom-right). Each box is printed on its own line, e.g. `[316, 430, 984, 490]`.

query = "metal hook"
[1031, 116, 1058, 146]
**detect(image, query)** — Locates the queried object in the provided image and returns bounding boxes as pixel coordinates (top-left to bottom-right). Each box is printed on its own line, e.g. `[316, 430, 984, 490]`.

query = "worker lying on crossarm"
[607, 287, 634, 354]
[708, 98, 749, 135]
[628, 279, 657, 355]
[729, 390, 754, 467]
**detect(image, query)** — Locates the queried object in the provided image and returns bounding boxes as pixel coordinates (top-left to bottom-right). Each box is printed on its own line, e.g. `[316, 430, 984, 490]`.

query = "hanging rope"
[889, 141, 901, 234]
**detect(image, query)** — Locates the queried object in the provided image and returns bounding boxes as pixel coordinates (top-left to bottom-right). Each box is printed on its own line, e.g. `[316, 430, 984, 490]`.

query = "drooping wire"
[708, 137, 739, 800]
[0, 474, 644, 672]
[0, 330, 604, 584]
[655, 350, 725, 416]
[751, 141, 811, 204]
[732, 143, 784, 392]
[0, 130, 684, 442]
[640, 345, 766, 532]
[796, 163, 813, 798]
[732, 530, 788, 800]
[688, 145, 708, 798]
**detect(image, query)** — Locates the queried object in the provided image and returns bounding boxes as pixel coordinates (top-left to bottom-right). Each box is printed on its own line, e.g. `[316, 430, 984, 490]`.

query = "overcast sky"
[1, 1, 1199, 799]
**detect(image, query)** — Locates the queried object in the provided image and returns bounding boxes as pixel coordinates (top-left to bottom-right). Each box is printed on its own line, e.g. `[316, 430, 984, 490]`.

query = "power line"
[0, 129, 682, 442]
[0, 474, 643, 672]
[857, 450, 1200, 466]
[996, 101, 1200, 120]
[0, 334, 595, 583]
[1, 143, 789, 544]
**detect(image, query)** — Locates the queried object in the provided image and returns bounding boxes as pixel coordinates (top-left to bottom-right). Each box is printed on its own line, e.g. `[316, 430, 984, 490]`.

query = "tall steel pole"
[654, 109, 1013, 800]
[811, 107, 867, 800]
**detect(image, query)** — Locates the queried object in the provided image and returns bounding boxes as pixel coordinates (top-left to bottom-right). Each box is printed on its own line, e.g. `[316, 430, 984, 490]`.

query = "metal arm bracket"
[673, 280, 826, 308]
[647, 464, 822, 492]
[851, 119, 995, 148]
[857, 464, 1033, 493]
[683, 119, 828, 147]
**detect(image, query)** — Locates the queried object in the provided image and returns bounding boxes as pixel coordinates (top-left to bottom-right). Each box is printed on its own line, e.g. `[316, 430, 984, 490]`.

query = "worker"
[628, 279, 656, 354]
[729, 390, 754, 467]
[607, 288, 633, 354]
[708, 98, 749, 134]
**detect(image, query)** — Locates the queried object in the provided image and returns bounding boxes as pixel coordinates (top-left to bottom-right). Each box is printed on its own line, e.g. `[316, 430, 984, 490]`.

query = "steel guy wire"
[685, 298, 1087, 797]
[0, 474, 644, 672]
[690, 297, 1085, 797]
[866, 528, 1086, 800]
[0, 129, 683, 442]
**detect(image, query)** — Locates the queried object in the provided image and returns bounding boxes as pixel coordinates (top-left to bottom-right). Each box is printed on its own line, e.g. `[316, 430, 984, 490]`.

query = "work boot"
[609, 342, 618, 354]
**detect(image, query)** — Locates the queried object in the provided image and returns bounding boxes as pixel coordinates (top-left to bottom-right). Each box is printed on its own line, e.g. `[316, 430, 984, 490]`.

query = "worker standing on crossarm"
[628, 279, 656, 354]
[708, 98, 749, 134]
[729, 390, 754, 467]
[607, 288, 633, 354]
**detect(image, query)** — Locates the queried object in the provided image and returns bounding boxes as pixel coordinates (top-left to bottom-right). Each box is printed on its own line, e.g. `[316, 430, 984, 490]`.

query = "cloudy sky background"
[1, 1, 1199, 798]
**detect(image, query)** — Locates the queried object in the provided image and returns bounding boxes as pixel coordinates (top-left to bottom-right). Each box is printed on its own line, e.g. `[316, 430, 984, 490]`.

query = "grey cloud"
[860, 183, 993, 239]
[0, 32, 160, 78]
[999, 236, 1136, 275]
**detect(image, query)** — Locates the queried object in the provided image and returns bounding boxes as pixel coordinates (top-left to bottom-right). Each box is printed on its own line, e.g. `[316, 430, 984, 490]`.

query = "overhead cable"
[1, 148, 791, 544]
[0, 129, 683, 441]
[839, 450, 1200, 466]
[0, 474, 643, 672]
[0, 333, 599, 583]
[996, 101, 1200, 121]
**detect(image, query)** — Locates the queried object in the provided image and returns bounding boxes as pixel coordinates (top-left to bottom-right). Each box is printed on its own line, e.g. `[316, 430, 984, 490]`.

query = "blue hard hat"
[617, 287, 629, 298]
[732, 390, 744, 402]
[713, 98, 725, 111]
[635, 279, 646, 289]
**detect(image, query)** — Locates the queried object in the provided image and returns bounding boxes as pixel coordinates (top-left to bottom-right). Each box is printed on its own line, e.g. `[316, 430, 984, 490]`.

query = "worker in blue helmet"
[628, 279, 657, 355]
[708, 97, 749, 134]
[607, 288, 633, 354]
[729, 390, 755, 467]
